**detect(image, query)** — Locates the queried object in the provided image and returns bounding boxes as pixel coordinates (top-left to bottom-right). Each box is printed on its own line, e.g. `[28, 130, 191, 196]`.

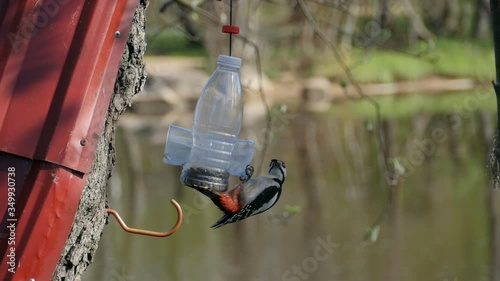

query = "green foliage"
[313, 38, 494, 83]
[145, 1, 494, 84]
[365, 225, 380, 243]
[146, 30, 205, 56]
[330, 88, 496, 118]
[430, 38, 494, 79]
[389, 157, 406, 177]
[349, 50, 434, 83]
[284, 204, 301, 215]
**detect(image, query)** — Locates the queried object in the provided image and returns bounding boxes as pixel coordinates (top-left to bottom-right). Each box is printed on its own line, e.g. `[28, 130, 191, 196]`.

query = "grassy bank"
[146, 30, 205, 57]
[146, 32, 495, 84]
[328, 89, 496, 119]
[313, 38, 495, 83]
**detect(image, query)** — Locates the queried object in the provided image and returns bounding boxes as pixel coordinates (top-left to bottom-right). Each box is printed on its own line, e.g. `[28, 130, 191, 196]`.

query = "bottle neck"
[217, 64, 240, 72]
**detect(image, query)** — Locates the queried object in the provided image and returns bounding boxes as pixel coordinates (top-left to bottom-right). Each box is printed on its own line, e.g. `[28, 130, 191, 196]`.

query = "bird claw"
[239, 165, 254, 182]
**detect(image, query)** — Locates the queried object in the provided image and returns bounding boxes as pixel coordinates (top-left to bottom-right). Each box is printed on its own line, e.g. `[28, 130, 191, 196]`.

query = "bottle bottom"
[181, 164, 230, 192]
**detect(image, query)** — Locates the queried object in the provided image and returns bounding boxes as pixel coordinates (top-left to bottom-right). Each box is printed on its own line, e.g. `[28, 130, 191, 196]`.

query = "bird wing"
[211, 214, 232, 229]
[241, 185, 282, 216]
[236, 176, 278, 205]
[211, 185, 281, 228]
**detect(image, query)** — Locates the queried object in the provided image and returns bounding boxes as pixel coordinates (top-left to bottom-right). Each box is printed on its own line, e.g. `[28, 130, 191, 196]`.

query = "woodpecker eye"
[281, 162, 286, 168]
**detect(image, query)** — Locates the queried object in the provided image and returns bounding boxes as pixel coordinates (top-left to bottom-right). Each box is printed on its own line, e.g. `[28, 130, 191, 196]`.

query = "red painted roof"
[0, 0, 138, 280]
[0, 0, 136, 173]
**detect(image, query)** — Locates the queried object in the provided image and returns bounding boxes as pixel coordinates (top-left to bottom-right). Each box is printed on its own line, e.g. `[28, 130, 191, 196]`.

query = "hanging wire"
[229, 0, 233, 56]
[217, 0, 234, 55]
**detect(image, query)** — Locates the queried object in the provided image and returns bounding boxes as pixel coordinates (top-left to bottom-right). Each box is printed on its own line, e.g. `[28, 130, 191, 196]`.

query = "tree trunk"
[378, 0, 390, 29]
[401, 0, 435, 42]
[443, 0, 460, 35]
[472, 0, 490, 39]
[488, 1, 500, 281]
[51, 1, 148, 280]
[340, 0, 359, 54]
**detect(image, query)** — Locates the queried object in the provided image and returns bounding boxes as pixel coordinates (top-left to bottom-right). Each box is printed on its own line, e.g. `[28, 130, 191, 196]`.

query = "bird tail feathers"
[211, 214, 232, 229]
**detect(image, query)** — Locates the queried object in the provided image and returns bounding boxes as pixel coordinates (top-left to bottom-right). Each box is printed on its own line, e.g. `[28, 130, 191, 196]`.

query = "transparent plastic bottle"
[181, 55, 243, 190]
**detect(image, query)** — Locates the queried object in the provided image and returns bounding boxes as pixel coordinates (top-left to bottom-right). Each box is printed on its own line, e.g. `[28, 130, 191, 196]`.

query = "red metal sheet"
[0, 154, 86, 281]
[0, 0, 137, 174]
[0, 0, 138, 280]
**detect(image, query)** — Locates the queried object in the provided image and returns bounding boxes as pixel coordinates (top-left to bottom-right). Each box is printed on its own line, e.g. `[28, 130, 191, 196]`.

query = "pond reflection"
[85, 90, 496, 281]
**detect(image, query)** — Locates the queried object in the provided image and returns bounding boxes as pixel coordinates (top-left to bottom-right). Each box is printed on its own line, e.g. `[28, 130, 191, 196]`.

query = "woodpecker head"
[268, 159, 286, 183]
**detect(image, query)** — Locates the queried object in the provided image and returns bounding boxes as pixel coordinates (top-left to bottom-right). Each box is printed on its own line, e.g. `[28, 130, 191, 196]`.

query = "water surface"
[84, 89, 496, 281]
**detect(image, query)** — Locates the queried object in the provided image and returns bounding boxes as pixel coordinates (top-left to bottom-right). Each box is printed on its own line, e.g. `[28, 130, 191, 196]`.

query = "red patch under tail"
[216, 194, 240, 213]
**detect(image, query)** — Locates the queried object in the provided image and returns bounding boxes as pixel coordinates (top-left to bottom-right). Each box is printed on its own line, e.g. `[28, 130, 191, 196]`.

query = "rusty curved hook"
[106, 199, 183, 237]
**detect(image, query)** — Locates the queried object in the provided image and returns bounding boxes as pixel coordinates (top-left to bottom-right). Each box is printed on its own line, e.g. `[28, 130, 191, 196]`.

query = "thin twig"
[235, 35, 272, 172]
[296, 0, 397, 242]
[175, 0, 221, 24]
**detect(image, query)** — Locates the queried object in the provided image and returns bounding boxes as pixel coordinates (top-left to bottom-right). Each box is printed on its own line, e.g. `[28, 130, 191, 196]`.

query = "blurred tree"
[289, 1, 314, 70]
[51, 1, 148, 280]
[159, 0, 199, 40]
[488, 1, 500, 281]
[340, 0, 360, 53]
[377, 0, 390, 28]
[401, 0, 435, 42]
[443, 0, 460, 35]
[472, 0, 490, 39]
[151, 0, 496, 58]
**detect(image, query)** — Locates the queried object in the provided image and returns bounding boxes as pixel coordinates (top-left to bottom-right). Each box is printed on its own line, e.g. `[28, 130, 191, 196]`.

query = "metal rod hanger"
[106, 199, 183, 237]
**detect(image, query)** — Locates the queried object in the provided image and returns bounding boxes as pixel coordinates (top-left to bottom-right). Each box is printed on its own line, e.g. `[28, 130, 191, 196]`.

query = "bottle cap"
[222, 25, 240, 34]
[218, 55, 241, 68]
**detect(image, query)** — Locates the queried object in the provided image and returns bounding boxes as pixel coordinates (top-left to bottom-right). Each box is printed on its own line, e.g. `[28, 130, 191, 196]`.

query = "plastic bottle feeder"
[163, 55, 255, 192]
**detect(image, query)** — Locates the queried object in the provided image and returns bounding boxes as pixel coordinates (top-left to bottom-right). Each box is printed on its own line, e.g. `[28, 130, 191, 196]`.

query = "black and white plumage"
[209, 159, 286, 228]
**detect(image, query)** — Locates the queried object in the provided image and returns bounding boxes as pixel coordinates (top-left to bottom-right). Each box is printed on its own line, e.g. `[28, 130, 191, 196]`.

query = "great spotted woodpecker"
[209, 159, 286, 228]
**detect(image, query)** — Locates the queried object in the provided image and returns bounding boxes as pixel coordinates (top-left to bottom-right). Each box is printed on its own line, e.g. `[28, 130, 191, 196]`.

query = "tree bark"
[377, 0, 390, 29]
[488, 0, 500, 187]
[340, 0, 359, 54]
[51, 1, 148, 280]
[401, 0, 435, 42]
[488, 1, 500, 281]
[443, 0, 460, 35]
[472, 0, 490, 39]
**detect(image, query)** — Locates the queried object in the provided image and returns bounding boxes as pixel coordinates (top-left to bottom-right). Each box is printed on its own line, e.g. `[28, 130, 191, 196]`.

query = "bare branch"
[235, 35, 272, 171]
[296, 0, 397, 242]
